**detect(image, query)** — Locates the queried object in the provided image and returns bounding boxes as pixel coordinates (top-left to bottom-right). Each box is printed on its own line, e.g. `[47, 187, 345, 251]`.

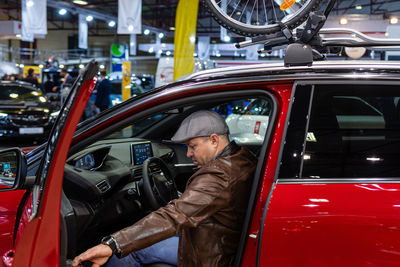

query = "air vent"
[132, 168, 143, 180]
[96, 180, 111, 193]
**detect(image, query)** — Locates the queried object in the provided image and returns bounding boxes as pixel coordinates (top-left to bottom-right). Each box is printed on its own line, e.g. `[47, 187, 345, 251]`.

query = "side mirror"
[0, 148, 27, 191]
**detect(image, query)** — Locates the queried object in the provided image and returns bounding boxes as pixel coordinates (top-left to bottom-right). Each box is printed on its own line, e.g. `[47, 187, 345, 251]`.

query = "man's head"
[28, 68, 34, 76]
[100, 70, 107, 79]
[60, 68, 68, 77]
[172, 110, 230, 166]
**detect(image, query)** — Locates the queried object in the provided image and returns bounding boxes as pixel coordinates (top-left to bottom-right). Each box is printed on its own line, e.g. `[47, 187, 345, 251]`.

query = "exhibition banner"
[173, 0, 199, 81]
[21, 0, 47, 42]
[118, 0, 142, 34]
[79, 14, 88, 49]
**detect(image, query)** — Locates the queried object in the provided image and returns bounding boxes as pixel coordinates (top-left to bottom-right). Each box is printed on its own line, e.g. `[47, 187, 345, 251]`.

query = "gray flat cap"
[171, 110, 229, 143]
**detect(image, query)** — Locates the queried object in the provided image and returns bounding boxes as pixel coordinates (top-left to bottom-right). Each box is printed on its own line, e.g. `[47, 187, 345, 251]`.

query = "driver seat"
[144, 264, 176, 267]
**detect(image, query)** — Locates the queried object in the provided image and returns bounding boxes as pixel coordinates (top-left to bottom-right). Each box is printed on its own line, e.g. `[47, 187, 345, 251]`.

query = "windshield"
[0, 85, 44, 102]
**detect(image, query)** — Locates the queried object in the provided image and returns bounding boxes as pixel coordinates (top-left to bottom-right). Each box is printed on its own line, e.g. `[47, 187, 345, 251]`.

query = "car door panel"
[260, 183, 400, 266]
[11, 62, 98, 267]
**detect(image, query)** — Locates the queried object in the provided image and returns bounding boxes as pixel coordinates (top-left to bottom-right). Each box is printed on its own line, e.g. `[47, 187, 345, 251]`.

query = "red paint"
[12, 77, 97, 267]
[254, 121, 261, 134]
[241, 84, 293, 266]
[259, 183, 400, 266]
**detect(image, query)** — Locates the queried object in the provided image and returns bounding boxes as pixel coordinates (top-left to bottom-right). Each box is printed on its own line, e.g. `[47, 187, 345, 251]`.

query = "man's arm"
[113, 167, 230, 257]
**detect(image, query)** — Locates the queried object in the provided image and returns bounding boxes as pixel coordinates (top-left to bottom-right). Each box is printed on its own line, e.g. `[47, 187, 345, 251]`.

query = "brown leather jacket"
[112, 141, 257, 266]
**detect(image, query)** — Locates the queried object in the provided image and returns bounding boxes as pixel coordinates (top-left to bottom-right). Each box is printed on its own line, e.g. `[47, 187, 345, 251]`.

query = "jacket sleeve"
[112, 167, 231, 257]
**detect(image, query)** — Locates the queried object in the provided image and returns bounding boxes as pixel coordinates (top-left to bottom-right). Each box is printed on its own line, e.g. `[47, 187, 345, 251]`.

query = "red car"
[1, 59, 400, 267]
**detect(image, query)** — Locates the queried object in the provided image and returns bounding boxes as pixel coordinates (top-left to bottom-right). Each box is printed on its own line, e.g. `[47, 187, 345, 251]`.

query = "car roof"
[0, 80, 38, 89]
[183, 61, 400, 82]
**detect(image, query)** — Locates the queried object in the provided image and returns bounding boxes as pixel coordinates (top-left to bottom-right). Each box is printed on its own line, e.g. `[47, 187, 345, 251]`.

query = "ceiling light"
[26, 0, 34, 7]
[79, 64, 84, 68]
[99, 65, 105, 69]
[86, 15, 93, 22]
[59, 8, 67, 15]
[128, 25, 134, 32]
[19, 64, 24, 68]
[166, 51, 171, 56]
[108, 21, 116, 27]
[158, 32, 164, 39]
[355, 5, 362, 10]
[144, 29, 150, 35]
[189, 35, 196, 43]
[390, 16, 399, 25]
[73, 0, 88, 5]
[169, 27, 175, 31]
[59, 64, 64, 68]
[148, 47, 154, 53]
[39, 64, 44, 68]
[339, 17, 348, 25]
[16, 34, 21, 38]
[223, 36, 231, 42]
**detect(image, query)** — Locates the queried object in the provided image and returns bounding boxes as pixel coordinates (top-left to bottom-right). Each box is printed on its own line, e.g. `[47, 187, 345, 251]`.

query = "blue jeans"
[106, 236, 178, 267]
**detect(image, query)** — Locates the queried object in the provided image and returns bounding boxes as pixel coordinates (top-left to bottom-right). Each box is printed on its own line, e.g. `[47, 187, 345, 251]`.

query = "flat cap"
[171, 110, 229, 143]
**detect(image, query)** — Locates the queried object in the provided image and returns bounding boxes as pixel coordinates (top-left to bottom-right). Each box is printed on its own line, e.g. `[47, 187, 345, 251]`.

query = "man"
[52, 68, 73, 92]
[23, 68, 39, 88]
[72, 110, 257, 267]
[94, 71, 111, 112]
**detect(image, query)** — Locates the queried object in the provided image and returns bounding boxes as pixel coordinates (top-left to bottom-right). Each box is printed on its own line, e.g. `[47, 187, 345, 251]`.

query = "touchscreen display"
[132, 143, 153, 165]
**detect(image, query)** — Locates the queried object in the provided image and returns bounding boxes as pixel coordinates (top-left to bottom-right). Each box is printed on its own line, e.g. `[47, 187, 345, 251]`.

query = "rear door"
[261, 82, 400, 266]
[11, 62, 98, 267]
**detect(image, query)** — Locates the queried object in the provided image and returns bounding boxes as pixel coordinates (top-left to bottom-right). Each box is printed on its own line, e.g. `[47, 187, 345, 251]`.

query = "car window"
[279, 84, 400, 179]
[104, 97, 272, 147]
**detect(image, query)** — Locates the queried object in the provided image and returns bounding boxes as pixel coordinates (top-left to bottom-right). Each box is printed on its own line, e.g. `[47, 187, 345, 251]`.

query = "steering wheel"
[142, 157, 179, 210]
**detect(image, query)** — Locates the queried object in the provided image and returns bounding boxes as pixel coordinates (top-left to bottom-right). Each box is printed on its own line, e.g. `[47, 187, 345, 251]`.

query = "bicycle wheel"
[203, 0, 322, 36]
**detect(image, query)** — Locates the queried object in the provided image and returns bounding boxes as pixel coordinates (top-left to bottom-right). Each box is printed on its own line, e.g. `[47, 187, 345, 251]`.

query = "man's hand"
[71, 244, 113, 267]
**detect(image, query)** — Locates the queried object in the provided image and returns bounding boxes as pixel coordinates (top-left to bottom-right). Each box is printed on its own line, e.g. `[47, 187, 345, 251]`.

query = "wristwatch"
[101, 235, 121, 255]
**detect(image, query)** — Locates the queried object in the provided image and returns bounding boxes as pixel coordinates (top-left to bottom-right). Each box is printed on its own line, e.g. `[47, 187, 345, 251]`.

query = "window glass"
[105, 97, 272, 148]
[280, 84, 400, 179]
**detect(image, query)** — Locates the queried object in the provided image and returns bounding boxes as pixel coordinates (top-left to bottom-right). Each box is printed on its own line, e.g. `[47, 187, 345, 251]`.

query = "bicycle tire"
[203, 0, 322, 37]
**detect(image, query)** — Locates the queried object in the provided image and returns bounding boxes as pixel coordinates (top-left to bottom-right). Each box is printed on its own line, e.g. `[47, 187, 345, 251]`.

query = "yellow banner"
[122, 61, 131, 101]
[173, 0, 199, 81]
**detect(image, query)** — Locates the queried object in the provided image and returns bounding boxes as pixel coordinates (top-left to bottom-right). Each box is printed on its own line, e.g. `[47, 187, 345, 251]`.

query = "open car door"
[7, 61, 98, 267]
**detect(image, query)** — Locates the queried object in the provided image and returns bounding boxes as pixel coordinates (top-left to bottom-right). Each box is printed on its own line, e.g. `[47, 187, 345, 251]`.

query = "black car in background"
[0, 81, 58, 139]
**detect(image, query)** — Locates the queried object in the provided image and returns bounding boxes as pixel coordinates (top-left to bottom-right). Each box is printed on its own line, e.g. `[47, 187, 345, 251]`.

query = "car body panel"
[0, 190, 24, 258]
[11, 65, 98, 267]
[260, 183, 400, 266]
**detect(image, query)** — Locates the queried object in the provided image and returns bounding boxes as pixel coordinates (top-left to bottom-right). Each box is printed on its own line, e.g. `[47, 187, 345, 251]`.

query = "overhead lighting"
[158, 32, 164, 39]
[9, 93, 18, 99]
[26, 0, 34, 7]
[39, 64, 44, 68]
[148, 47, 154, 53]
[73, 0, 88, 5]
[169, 27, 175, 31]
[355, 5, 362, 10]
[59, 64, 65, 68]
[339, 17, 348, 25]
[223, 36, 231, 42]
[19, 64, 24, 68]
[16, 34, 21, 38]
[99, 64, 105, 69]
[144, 29, 150, 35]
[39, 96, 46, 103]
[390, 16, 399, 25]
[108, 20, 116, 27]
[58, 8, 67, 15]
[128, 25, 134, 32]
[189, 35, 196, 43]
[86, 15, 93, 22]
[79, 64, 84, 68]
[166, 51, 171, 56]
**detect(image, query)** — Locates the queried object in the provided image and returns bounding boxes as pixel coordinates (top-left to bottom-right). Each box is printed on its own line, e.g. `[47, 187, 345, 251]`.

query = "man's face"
[185, 136, 217, 167]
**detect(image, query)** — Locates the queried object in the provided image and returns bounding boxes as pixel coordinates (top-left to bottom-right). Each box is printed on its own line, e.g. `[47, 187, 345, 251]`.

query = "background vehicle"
[0, 81, 58, 140]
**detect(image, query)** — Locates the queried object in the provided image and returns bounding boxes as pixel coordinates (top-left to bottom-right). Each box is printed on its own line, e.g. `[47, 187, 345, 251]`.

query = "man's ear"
[209, 134, 219, 145]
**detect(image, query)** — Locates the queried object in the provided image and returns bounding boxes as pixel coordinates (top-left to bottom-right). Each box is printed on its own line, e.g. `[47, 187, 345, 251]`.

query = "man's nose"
[186, 148, 192, 158]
